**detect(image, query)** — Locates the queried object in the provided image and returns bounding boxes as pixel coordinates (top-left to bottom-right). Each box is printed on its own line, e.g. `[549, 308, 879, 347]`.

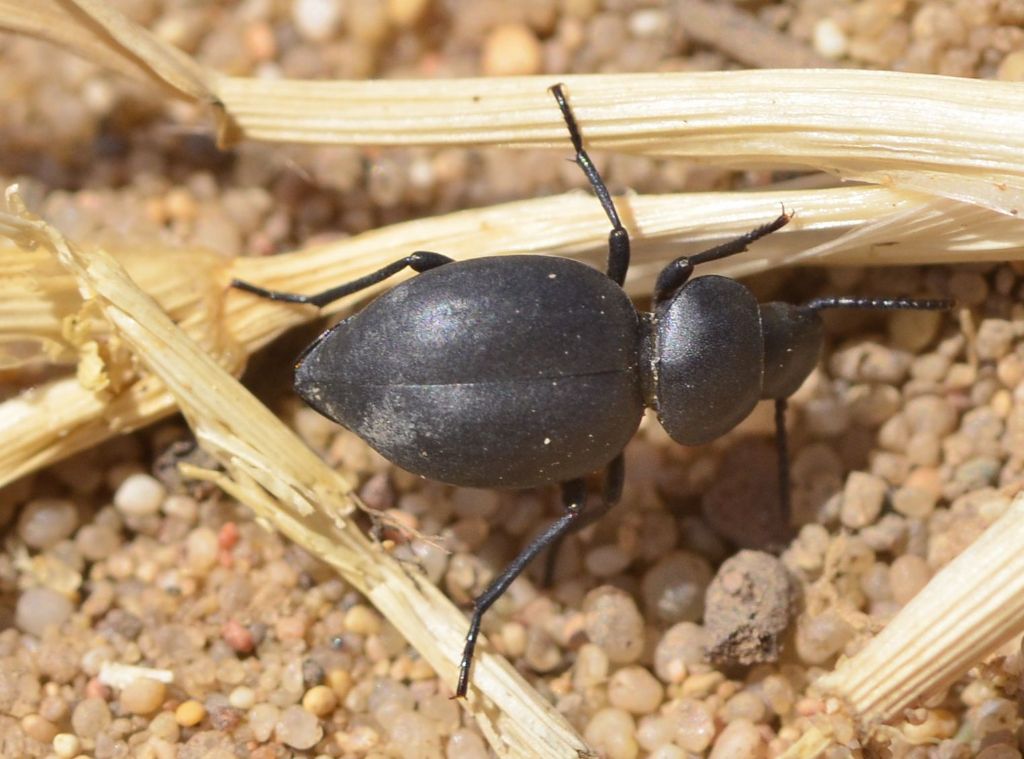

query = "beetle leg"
[774, 397, 791, 528]
[550, 84, 631, 287]
[654, 212, 791, 303]
[456, 455, 625, 698]
[770, 296, 952, 528]
[541, 452, 625, 587]
[231, 250, 453, 308]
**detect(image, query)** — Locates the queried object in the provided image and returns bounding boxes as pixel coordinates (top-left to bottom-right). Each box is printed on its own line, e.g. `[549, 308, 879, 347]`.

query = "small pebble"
[292, 0, 343, 42]
[761, 674, 796, 716]
[114, 473, 165, 517]
[584, 707, 638, 759]
[641, 551, 713, 624]
[16, 587, 73, 637]
[21, 713, 58, 743]
[722, 690, 767, 724]
[635, 713, 676, 751]
[275, 612, 309, 641]
[671, 699, 716, 753]
[998, 50, 1024, 81]
[446, 728, 489, 759]
[248, 703, 279, 742]
[387, 0, 430, 28]
[795, 608, 854, 664]
[228, 686, 256, 710]
[418, 693, 459, 735]
[276, 703, 324, 749]
[890, 554, 931, 605]
[345, 604, 382, 635]
[585, 544, 632, 578]
[120, 677, 166, 715]
[583, 586, 645, 664]
[75, 524, 122, 561]
[892, 485, 937, 519]
[185, 526, 219, 572]
[653, 622, 710, 683]
[500, 621, 527, 658]
[840, 471, 887, 529]
[327, 668, 353, 700]
[301, 658, 325, 687]
[222, 619, 255, 654]
[217, 521, 239, 550]
[175, 699, 206, 727]
[387, 710, 442, 759]
[482, 23, 543, 76]
[163, 494, 198, 521]
[302, 684, 337, 716]
[948, 270, 988, 306]
[52, 733, 81, 759]
[814, 18, 848, 58]
[975, 319, 1015, 360]
[709, 718, 765, 758]
[573, 643, 609, 689]
[71, 697, 111, 739]
[607, 666, 664, 714]
[17, 498, 78, 549]
[149, 711, 180, 742]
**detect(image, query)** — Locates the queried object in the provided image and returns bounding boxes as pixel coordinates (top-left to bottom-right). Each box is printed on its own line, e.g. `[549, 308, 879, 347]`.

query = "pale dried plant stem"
[0, 199, 589, 758]
[7, 186, 1024, 490]
[817, 493, 1024, 721]
[3, 2, 1024, 215]
[780, 494, 1024, 758]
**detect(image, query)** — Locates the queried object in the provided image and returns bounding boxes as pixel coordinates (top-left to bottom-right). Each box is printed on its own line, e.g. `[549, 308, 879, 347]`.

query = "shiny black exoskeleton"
[233, 85, 952, 698]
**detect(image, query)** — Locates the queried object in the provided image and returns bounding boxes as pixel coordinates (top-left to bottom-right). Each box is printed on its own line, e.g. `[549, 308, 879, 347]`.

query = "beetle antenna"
[805, 296, 954, 312]
[550, 84, 631, 286]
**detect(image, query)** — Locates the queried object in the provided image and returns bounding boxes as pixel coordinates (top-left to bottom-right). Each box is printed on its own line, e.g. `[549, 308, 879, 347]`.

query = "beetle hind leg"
[456, 454, 625, 698]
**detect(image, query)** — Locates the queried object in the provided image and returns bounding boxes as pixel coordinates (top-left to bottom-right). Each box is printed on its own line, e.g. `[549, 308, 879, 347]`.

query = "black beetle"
[233, 84, 952, 698]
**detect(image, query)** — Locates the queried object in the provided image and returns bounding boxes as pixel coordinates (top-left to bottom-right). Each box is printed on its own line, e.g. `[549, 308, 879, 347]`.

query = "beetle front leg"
[654, 212, 791, 303]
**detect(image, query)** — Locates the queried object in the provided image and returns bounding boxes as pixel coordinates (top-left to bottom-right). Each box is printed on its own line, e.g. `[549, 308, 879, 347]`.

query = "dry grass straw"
[9, 1, 1024, 216]
[8, 187, 1024, 492]
[6, 1, 1024, 756]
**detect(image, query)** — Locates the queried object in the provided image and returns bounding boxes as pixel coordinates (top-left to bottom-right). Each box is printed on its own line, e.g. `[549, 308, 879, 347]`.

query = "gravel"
[7, 0, 1024, 757]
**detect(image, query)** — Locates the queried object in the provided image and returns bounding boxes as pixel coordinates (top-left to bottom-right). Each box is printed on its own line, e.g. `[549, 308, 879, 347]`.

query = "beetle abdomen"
[297, 256, 644, 488]
[312, 374, 640, 488]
